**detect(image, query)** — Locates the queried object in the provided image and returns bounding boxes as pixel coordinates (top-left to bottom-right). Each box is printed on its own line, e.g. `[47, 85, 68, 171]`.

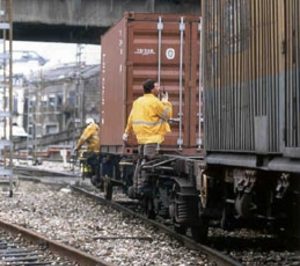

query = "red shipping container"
[100, 12, 202, 154]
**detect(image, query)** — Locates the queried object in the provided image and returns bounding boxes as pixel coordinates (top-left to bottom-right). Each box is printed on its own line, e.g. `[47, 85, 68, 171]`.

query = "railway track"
[13, 165, 241, 266]
[0, 220, 110, 266]
[12, 165, 300, 265]
[71, 185, 300, 266]
[71, 185, 241, 266]
[13, 165, 75, 179]
[0, 229, 55, 266]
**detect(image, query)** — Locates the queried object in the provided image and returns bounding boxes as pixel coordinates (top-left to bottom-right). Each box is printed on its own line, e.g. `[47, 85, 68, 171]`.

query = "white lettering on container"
[134, 48, 156, 56]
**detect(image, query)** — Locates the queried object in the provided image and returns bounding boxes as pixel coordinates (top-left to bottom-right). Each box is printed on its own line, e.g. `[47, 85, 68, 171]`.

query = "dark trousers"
[138, 143, 160, 160]
[133, 143, 160, 190]
[86, 152, 100, 177]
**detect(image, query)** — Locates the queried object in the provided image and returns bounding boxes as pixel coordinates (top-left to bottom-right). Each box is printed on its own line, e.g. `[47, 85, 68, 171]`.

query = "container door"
[284, 0, 300, 158]
[126, 16, 194, 150]
[100, 17, 127, 149]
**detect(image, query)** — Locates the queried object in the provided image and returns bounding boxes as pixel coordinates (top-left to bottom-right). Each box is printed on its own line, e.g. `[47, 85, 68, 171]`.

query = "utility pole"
[72, 44, 83, 149]
[25, 92, 29, 164]
[0, 0, 13, 197]
[2, 13, 6, 139]
[33, 89, 37, 164]
[76, 44, 83, 127]
[8, 0, 12, 168]
[33, 69, 43, 165]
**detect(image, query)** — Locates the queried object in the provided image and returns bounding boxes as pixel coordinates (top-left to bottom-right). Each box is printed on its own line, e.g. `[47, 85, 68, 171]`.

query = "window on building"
[45, 124, 58, 135]
[48, 94, 56, 110]
[35, 124, 42, 138]
[57, 94, 63, 108]
[41, 95, 48, 111]
[13, 97, 18, 114]
[29, 98, 36, 113]
[68, 91, 76, 106]
[28, 125, 33, 137]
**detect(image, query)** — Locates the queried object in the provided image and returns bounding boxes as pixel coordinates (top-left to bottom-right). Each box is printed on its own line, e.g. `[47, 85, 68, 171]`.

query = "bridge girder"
[12, 0, 200, 44]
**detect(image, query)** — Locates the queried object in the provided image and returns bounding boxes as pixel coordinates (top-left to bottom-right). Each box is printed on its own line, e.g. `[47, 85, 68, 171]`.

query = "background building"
[24, 63, 100, 140]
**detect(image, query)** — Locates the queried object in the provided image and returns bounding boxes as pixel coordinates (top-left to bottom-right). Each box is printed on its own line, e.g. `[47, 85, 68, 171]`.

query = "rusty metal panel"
[100, 12, 200, 153]
[203, 0, 285, 154]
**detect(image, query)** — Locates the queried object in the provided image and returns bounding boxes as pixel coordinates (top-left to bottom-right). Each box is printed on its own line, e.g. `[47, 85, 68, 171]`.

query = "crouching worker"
[122, 79, 173, 198]
[74, 118, 101, 187]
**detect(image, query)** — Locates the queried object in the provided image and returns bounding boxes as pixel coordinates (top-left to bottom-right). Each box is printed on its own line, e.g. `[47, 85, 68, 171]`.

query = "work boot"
[127, 186, 137, 199]
[138, 183, 152, 197]
[91, 175, 102, 188]
[127, 185, 144, 199]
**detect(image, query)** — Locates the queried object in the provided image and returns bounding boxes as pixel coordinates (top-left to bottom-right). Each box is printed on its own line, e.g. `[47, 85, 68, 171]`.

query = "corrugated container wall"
[202, 0, 294, 155]
[100, 12, 202, 154]
[285, 0, 300, 158]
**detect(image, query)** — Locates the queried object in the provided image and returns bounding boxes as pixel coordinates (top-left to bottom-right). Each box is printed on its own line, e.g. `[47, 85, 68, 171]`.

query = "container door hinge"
[157, 17, 163, 30]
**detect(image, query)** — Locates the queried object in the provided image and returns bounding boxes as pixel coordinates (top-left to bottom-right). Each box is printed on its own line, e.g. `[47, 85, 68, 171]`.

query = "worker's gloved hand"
[122, 132, 129, 142]
[72, 148, 78, 155]
[161, 92, 169, 102]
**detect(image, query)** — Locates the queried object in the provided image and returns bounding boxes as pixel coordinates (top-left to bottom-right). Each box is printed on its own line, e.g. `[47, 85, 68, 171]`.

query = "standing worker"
[122, 79, 173, 196]
[74, 118, 101, 186]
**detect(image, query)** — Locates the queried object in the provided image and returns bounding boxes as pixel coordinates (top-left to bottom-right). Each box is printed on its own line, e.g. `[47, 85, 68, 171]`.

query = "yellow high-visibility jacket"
[125, 94, 173, 144]
[76, 123, 100, 152]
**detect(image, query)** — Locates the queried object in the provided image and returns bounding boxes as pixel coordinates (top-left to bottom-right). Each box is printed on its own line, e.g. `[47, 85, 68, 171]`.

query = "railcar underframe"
[204, 153, 300, 238]
[94, 151, 300, 242]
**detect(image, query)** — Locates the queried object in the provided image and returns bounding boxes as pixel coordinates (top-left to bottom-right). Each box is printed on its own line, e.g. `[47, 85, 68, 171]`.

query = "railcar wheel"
[99, 180, 104, 191]
[174, 223, 186, 235]
[281, 189, 300, 239]
[235, 193, 252, 218]
[91, 175, 103, 190]
[144, 197, 156, 219]
[104, 176, 113, 200]
[191, 217, 208, 243]
[221, 203, 235, 230]
[199, 172, 208, 209]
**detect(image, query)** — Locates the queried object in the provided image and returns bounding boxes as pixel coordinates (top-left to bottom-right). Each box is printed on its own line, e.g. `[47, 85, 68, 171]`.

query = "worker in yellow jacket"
[122, 79, 173, 197]
[75, 118, 100, 187]
[75, 118, 100, 153]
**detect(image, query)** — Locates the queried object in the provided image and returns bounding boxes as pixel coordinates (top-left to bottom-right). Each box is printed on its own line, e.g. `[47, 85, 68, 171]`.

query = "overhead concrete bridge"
[12, 0, 200, 44]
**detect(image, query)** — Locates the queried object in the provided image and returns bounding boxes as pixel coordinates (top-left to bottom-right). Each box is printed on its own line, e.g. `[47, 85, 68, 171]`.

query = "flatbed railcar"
[91, 3, 300, 243]
[97, 12, 208, 241]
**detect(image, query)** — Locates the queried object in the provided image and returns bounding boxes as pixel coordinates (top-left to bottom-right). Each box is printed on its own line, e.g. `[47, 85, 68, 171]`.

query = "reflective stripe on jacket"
[76, 123, 100, 152]
[125, 94, 173, 144]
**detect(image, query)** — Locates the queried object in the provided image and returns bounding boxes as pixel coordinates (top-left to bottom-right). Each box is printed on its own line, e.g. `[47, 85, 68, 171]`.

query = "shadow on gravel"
[208, 235, 300, 252]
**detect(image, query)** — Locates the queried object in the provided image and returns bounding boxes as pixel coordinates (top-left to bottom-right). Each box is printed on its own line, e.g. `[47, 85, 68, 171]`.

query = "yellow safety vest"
[125, 94, 173, 144]
[77, 123, 100, 152]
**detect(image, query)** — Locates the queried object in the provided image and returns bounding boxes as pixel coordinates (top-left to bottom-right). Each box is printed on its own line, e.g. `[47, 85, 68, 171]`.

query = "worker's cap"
[85, 118, 95, 125]
[143, 79, 156, 93]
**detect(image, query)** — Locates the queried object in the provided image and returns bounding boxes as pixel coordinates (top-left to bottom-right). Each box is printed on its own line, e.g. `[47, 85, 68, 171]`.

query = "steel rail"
[14, 165, 241, 266]
[0, 218, 112, 266]
[72, 185, 242, 266]
[13, 165, 75, 178]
